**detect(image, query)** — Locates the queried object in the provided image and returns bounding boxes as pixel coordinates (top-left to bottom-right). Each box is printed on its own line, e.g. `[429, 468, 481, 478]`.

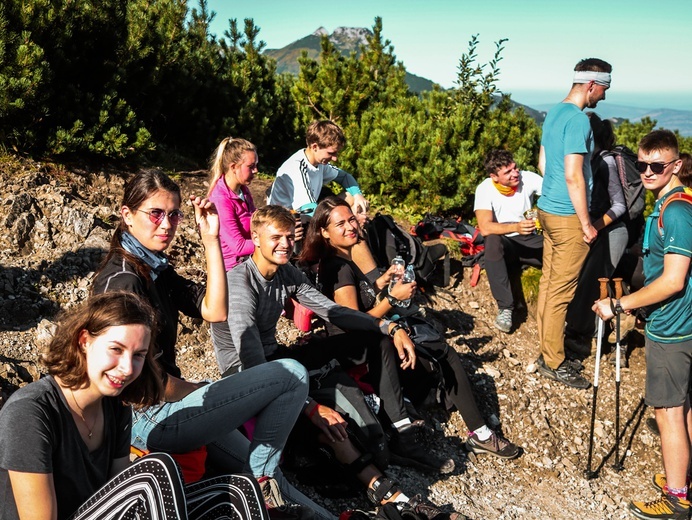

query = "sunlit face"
[231, 151, 259, 186]
[122, 189, 181, 252]
[80, 324, 150, 398]
[321, 205, 359, 251]
[310, 144, 341, 165]
[638, 148, 681, 194]
[253, 222, 295, 267]
[586, 83, 608, 109]
[490, 162, 521, 188]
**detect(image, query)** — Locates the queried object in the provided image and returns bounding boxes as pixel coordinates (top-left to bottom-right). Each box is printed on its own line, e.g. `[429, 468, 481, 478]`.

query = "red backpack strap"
[657, 190, 692, 233]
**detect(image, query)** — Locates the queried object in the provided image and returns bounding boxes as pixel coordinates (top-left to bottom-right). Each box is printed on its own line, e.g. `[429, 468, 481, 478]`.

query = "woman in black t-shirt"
[0, 292, 268, 520]
[301, 197, 520, 460]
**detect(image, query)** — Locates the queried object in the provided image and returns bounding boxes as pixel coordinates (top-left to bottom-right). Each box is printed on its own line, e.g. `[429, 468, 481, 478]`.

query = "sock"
[666, 485, 688, 499]
[473, 425, 493, 441]
[393, 418, 412, 430]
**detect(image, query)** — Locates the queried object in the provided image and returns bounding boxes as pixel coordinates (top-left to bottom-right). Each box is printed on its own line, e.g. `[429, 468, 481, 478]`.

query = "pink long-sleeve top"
[209, 178, 256, 271]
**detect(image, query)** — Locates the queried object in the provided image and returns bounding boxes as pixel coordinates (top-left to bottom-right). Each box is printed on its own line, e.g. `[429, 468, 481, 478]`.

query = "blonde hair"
[251, 205, 295, 234]
[207, 137, 257, 197]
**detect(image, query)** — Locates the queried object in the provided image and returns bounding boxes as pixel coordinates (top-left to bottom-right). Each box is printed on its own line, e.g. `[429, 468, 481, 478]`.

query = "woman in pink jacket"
[207, 137, 259, 271]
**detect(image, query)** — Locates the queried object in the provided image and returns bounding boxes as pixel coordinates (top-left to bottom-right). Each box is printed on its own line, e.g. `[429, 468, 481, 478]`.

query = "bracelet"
[308, 403, 320, 419]
[379, 319, 393, 335]
[389, 323, 406, 337]
[385, 287, 398, 306]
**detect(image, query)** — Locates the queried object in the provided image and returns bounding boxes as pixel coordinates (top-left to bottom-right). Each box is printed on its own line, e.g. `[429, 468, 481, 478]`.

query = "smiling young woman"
[91, 169, 327, 520]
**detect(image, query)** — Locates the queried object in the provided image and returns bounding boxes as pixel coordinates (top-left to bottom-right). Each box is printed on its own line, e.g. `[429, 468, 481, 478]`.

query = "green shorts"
[645, 337, 692, 408]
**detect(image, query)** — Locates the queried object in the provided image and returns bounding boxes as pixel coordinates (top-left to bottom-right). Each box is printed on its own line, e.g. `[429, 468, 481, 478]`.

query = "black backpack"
[600, 145, 646, 245]
[601, 145, 646, 222]
[364, 214, 448, 285]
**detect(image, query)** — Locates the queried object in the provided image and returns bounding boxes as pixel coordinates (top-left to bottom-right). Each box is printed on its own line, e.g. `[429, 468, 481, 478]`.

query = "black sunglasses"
[137, 208, 185, 225]
[635, 159, 677, 174]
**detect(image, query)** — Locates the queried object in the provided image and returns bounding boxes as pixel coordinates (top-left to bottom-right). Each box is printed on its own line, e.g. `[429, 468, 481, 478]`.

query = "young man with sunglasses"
[593, 130, 690, 520]
[535, 57, 612, 389]
[474, 149, 543, 333]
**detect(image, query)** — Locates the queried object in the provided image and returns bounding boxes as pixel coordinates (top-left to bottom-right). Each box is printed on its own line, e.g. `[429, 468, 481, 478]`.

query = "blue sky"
[205, 0, 692, 110]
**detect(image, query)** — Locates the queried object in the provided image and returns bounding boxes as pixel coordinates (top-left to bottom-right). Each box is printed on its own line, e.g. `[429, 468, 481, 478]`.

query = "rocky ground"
[0, 155, 663, 519]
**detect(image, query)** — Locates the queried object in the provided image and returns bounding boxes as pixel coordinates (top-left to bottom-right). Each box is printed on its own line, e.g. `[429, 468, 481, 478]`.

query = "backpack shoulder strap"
[657, 188, 692, 233]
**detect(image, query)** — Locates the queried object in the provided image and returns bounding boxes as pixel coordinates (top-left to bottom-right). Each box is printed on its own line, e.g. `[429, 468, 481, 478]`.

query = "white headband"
[573, 70, 611, 87]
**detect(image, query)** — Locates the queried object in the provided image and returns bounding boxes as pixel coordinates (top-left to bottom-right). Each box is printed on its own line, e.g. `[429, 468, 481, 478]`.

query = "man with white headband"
[535, 57, 612, 389]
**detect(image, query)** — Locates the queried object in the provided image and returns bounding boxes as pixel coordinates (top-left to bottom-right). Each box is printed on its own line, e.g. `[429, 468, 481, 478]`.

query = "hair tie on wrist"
[308, 403, 320, 419]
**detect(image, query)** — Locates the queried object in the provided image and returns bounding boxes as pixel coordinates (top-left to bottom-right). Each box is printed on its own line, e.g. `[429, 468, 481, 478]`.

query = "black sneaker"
[537, 354, 583, 373]
[405, 495, 465, 520]
[259, 476, 315, 520]
[465, 431, 520, 459]
[389, 420, 455, 474]
[536, 357, 591, 389]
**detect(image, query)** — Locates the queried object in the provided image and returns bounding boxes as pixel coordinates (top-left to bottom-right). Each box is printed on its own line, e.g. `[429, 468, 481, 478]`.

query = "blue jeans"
[132, 358, 306, 486]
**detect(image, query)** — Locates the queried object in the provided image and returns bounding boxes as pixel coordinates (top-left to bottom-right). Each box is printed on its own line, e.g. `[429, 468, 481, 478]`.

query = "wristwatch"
[385, 287, 398, 306]
[615, 299, 625, 315]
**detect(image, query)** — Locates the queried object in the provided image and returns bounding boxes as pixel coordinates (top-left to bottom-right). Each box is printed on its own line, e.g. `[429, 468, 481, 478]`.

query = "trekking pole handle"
[598, 278, 609, 300]
[613, 278, 623, 299]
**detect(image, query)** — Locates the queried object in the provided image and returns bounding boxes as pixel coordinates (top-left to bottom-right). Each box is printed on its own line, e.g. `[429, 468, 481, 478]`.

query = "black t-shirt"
[92, 253, 206, 378]
[319, 256, 378, 335]
[0, 376, 131, 520]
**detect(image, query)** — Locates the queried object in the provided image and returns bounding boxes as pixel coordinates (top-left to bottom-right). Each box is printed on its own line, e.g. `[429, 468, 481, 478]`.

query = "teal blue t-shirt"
[537, 102, 593, 215]
[643, 187, 692, 343]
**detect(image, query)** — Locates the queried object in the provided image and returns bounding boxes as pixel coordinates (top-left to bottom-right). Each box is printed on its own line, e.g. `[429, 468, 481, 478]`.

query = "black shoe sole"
[465, 441, 520, 460]
[537, 364, 591, 389]
[390, 453, 455, 474]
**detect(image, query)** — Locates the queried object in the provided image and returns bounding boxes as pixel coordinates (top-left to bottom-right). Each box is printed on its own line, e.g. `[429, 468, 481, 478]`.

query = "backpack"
[642, 187, 692, 253]
[364, 214, 448, 285]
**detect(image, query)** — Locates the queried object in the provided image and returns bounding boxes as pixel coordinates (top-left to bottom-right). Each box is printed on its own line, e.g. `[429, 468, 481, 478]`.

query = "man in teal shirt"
[536, 58, 612, 389]
[594, 130, 690, 519]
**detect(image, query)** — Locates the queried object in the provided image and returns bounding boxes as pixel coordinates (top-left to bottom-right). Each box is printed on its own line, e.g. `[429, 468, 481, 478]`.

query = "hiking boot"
[389, 421, 455, 474]
[608, 312, 638, 343]
[465, 430, 520, 459]
[609, 344, 629, 368]
[259, 476, 315, 520]
[405, 495, 466, 520]
[494, 309, 512, 333]
[629, 493, 690, 519]
[653, 473, 667, 493]
[536, 357, 591, 389]
[537, 354, 583, 374]
[652, 473, 692, 494]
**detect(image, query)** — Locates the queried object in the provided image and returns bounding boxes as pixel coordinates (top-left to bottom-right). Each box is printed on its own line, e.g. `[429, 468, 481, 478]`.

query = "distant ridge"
[264, 26, 435, 93]
[534, 103, 692, 136]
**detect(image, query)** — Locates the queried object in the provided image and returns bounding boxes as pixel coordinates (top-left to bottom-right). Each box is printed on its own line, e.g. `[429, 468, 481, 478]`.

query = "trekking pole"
[613, 277, 625, 471]
[585, 277, 610, 479]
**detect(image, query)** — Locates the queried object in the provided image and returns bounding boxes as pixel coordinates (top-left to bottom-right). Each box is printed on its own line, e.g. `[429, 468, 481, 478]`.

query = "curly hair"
[42, 292, 164, 409]
[484, 149, 515, 176]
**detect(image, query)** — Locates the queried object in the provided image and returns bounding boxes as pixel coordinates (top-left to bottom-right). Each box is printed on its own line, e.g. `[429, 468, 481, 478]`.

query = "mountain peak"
[312, 26, 328, 37]
[329, 27, 371, 48]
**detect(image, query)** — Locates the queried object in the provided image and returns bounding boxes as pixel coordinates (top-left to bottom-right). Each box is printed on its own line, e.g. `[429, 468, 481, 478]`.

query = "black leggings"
[69, 453, 268, 520]
[275, 331, 409, 423]
[399, 340, 485, 432]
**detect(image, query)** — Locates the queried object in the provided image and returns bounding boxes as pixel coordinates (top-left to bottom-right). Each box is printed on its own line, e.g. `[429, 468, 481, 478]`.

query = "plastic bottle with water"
[399, 265, 416, 308]
[389, 256, 405, 297]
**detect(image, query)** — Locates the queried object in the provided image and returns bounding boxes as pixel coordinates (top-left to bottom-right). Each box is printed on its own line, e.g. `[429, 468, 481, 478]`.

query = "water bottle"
[389, 256, 405, 296]
[399, 264, 416, 308]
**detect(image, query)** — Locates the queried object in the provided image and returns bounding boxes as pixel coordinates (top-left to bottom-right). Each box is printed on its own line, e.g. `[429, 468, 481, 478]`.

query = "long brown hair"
[96, 169, 181, 283]
[43, 292, 164, 409]
[299, 196, 352, 265]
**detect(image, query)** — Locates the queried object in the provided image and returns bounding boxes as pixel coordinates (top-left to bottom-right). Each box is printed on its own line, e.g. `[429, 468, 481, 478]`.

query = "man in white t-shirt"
[268, 120, 369, 217]
[474, 150, 543, 333]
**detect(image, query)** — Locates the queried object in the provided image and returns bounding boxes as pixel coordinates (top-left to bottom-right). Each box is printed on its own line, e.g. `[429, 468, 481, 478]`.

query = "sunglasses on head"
[137, 208, 185, 225]
[635, 159, 677, 174]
